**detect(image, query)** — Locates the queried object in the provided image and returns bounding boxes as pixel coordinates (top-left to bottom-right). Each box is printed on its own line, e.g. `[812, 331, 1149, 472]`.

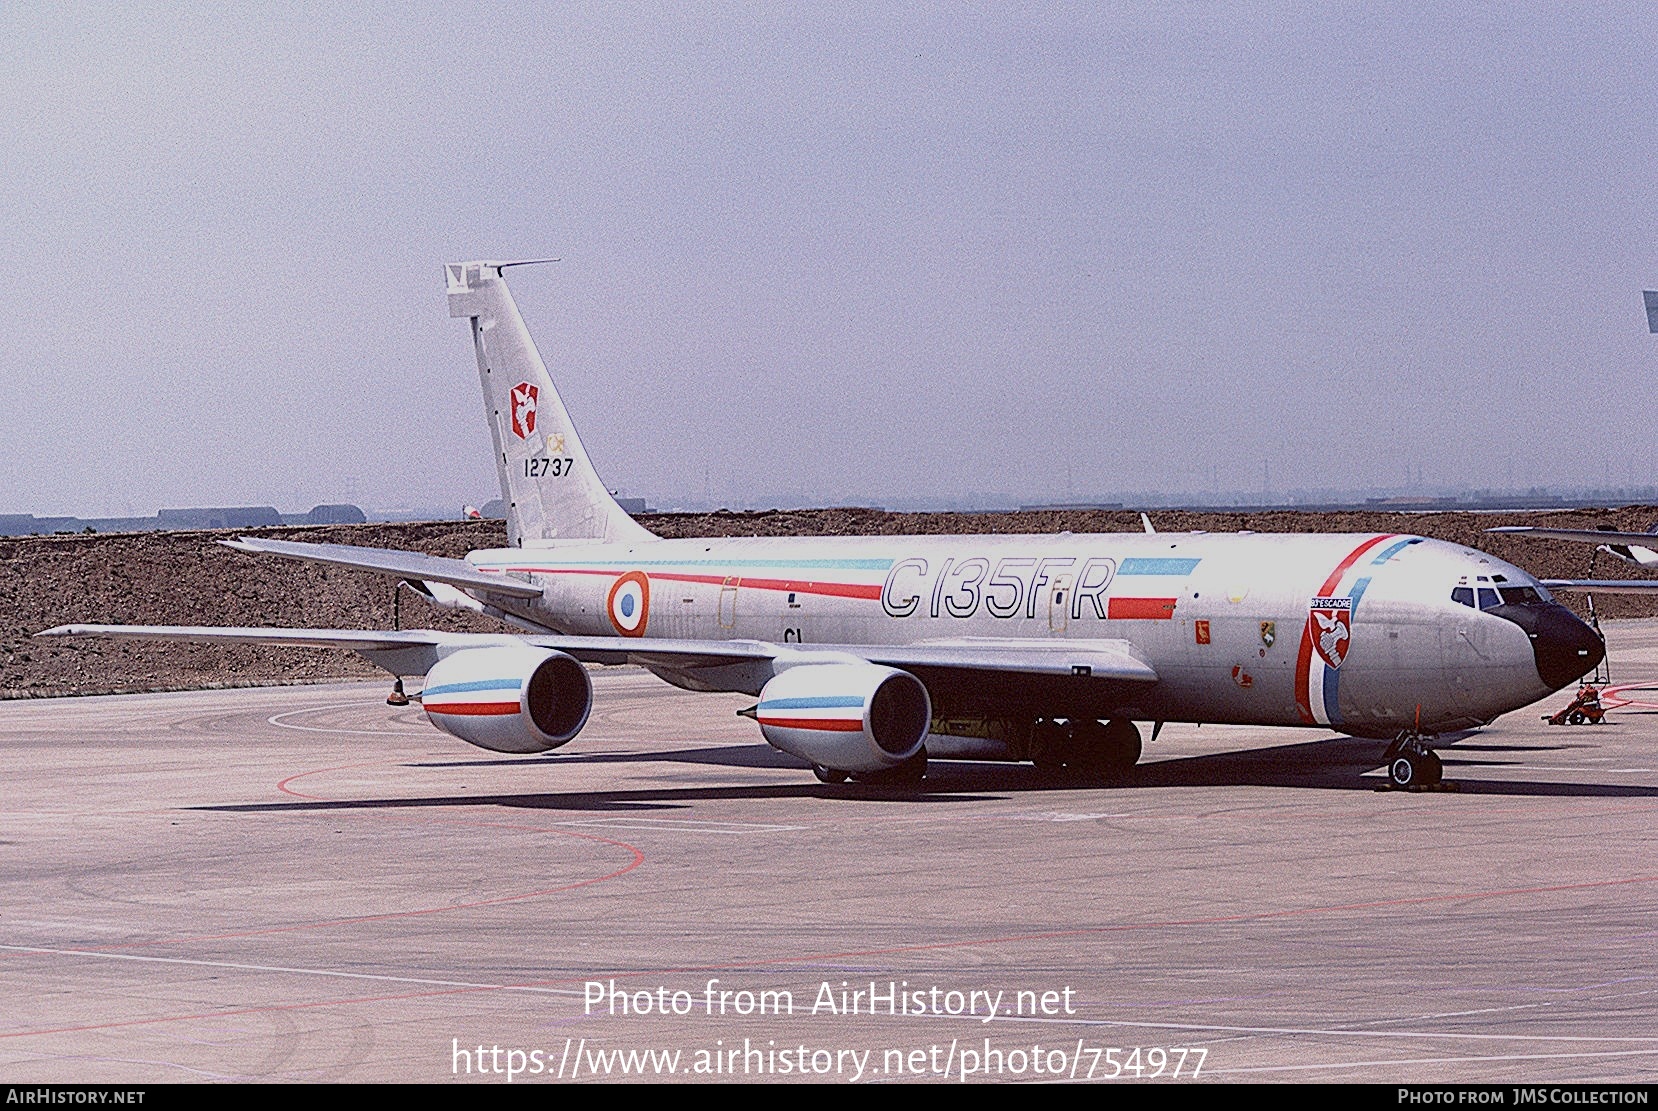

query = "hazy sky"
[3, 3, 1655, 516]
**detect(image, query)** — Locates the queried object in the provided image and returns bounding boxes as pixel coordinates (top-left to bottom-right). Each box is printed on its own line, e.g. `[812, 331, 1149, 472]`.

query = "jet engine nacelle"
[421, 645, 592, 754]
[756, 663, 931, 774]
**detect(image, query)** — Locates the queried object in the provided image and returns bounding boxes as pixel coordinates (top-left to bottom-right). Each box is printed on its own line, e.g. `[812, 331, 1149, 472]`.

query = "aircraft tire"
[1421, 751, 1443, 786]
[1388, 755, 1418, 789]
[1029, 719, 1071, 770]
[812, 764, 850, 784]
[1103, 718, 1142, 774]
[891, 748, 928, 783]
[1063, 720, 1141, 783]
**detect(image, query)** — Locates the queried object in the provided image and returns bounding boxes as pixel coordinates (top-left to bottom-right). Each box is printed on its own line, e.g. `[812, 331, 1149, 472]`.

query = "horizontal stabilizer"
[222, 537, 543, 599]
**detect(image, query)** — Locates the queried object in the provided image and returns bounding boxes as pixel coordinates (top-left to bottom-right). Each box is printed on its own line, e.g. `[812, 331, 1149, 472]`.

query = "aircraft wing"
[36, 624, 776, 671]
[36, 625, 478, 652]
[1487, 527, 1658, 591]
[221, 537, 543, 599]
[1540, 579, 1658, 593]
[37, 626, 1158, 684]
[34, 624, 521, 678]
[1486, 526, 1658, 546]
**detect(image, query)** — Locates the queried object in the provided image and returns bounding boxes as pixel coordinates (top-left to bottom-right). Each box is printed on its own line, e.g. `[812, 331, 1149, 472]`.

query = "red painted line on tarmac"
[108, 829, 644, 949]
[277, 759, 394, 799]
[503, 870, 1658, 985]
[0, 984, 508, 1041]
[9, 870, 1655, 1042]
[720, 871, 1658, 969]
[1598, 682, 1658, 710]
[72, 759, 650, 950]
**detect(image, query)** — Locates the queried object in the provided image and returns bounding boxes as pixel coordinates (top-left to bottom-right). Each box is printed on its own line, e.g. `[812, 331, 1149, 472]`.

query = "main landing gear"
[1031, 717, 1142, 782]
[1381, 730, 1443, 790]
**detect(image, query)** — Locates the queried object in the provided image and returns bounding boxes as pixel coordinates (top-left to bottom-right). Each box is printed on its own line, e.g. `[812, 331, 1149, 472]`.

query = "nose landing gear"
[1381, 730, 1447, 790]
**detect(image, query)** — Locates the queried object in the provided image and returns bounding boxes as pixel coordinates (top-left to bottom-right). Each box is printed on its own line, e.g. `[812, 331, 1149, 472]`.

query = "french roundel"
[606, 571, 650, 637]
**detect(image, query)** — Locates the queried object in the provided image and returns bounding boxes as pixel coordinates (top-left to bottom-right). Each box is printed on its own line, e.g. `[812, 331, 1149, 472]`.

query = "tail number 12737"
[525, 457, 574, 478]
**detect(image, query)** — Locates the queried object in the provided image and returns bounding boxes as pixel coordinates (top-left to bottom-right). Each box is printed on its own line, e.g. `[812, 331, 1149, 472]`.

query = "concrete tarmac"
[3, 622, 1658, 1084]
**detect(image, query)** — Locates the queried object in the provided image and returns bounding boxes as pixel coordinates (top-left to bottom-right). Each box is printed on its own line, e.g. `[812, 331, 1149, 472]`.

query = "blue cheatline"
[757, 695, 866, 710]
[422, 678, 522, 697]
[1117, 558, 1201, 576]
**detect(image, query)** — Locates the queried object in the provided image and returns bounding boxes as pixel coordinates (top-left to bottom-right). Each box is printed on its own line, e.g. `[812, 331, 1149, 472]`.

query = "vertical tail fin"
[446, 261, 656, 547]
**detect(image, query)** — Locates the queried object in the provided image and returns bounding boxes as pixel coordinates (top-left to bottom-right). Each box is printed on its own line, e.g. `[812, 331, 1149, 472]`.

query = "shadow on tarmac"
[198, 731, 1658, 817]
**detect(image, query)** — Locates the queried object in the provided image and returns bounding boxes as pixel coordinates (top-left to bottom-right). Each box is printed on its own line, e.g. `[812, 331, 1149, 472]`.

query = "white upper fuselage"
[466, 530, 1563, 737]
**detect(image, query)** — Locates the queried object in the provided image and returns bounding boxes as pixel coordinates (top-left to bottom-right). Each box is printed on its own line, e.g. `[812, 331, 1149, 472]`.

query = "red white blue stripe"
[1296, 536, 1423, 726]
[423, 677, 522, 717]
[755, 694, 866, 732]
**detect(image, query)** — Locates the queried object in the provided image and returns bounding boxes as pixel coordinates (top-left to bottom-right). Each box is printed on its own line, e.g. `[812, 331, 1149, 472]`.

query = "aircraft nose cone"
[1527, 605, 1605, 691]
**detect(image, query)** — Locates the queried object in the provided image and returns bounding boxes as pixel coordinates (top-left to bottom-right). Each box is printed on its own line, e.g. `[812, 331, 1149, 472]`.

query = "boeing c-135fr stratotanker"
[41, 261, 1606, 790]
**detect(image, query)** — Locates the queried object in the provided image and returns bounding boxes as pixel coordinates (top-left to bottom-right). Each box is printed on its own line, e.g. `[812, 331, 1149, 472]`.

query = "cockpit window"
[1454, 579, 1551, 609]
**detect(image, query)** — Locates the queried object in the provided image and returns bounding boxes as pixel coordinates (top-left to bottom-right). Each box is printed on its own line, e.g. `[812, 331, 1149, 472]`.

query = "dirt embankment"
[5, 506, 1654, 698]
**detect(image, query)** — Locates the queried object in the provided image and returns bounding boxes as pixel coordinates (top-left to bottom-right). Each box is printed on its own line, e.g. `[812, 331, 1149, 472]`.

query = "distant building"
[157, 506, 284, 529]
[303, 504, 367, 525]
[1018, 502, 1125, 512]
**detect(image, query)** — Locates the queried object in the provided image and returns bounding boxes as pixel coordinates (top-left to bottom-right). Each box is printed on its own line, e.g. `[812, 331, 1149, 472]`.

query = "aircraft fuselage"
[468, 530, 1598, 738]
